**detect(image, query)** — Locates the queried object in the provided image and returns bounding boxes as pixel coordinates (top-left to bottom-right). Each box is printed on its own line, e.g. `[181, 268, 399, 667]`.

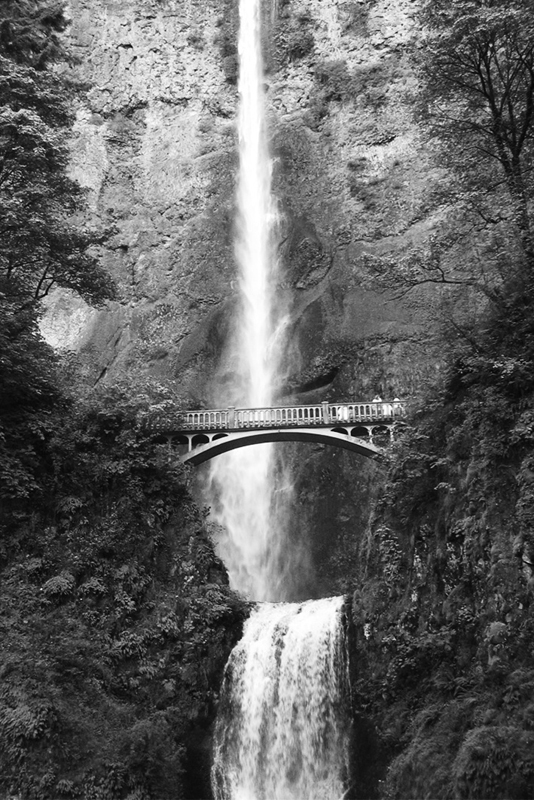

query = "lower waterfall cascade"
[211, 597, 352, 800]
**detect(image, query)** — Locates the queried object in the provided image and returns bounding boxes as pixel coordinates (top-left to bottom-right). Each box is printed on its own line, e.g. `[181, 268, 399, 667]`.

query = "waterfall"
[207, 6, 352, 797]
[206, 0, 291, 602]
[211, 597, 352, 800]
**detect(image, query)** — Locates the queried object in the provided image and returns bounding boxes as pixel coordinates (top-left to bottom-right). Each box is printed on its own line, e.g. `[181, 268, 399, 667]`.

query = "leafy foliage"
[0, 0, 115, 310]
[418, 0, 534, 248]
[351, 279, 534, 797]
[0, 0, 67, 67]
[362, 0, 534, 300]
[274, 11, 314, 64]
[0, 0, 116, 535]
[0, 384, 247, 799]
[352, 12, 534, 774]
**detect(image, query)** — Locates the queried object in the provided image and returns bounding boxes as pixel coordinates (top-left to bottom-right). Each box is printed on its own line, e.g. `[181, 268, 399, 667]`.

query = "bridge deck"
[149, 400, 405, 434]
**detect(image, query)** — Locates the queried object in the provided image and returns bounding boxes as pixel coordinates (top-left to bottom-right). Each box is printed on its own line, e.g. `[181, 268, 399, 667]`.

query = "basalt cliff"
[42, 0, 446, 593]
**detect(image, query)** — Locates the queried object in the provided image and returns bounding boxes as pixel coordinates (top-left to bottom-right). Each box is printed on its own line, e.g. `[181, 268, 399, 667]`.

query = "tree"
[0, 1, 115, 514]
[0, 0, 66, 66]
[419, 0, 534, 259]
[0, 381, 245, 798]
[362, 0, 534, 300]
[0, 0, 116, 310]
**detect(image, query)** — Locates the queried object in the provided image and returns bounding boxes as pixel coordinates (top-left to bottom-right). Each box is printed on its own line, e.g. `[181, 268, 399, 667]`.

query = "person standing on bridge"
[393, 398, 404, 416]
[382, 399, 393, 417]
[372, 395, 382, 417]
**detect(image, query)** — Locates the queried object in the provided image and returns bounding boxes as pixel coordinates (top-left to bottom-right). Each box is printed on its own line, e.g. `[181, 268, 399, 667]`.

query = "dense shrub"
[286, 27, 314, 61]
[314, 59, 352, 102]
[0, 384, 247, 799]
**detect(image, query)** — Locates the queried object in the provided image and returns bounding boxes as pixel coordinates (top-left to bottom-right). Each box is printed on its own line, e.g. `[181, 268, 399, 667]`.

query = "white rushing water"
[211, 597, 351, 800]
[206, 0, 290, 601]
[208, 7, 352, 797]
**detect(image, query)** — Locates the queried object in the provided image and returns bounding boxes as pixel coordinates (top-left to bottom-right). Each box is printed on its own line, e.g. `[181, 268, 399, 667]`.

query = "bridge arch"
[181, 427, 383, 466]
[171, 434, 189, 446]
[192, 433, 210, 448]
[351, 426, 370, 439]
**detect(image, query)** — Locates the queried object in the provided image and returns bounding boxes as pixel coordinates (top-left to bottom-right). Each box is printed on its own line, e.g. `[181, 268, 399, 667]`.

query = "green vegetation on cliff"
[353, 2, 534, 797]
[0, 0, 115, 514]
[363, 0, 534, 302]
[1, 384, 246, 800]
[354, 281, 534, 798]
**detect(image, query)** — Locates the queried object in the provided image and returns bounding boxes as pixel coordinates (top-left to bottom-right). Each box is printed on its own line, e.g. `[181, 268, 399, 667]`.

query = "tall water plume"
[206, 0, 292, 601]
[211, 597, 352, 800]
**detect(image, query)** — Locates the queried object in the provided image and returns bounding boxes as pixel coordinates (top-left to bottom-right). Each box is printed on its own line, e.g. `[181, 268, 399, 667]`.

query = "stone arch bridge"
[148, 400, 406, 466]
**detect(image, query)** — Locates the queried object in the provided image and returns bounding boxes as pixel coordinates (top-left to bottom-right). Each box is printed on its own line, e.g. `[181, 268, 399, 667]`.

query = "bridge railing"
[148, 400, 405, 432]
[328, 402, 399, 422]
[178, 410, 229, 429]
[235, 405, 324, 427]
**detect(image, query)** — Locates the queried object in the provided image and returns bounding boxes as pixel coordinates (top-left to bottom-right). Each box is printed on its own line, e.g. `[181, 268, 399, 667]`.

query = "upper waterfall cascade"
[205, 0, 290, 603]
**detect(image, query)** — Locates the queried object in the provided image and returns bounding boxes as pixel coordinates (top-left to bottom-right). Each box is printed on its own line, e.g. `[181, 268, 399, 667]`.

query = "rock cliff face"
[44, 0, 239, 397]
[42, 0, 453, 594]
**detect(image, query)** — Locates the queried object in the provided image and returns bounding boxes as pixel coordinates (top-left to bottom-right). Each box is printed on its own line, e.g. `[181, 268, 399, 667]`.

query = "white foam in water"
[212, 598, 351, 800]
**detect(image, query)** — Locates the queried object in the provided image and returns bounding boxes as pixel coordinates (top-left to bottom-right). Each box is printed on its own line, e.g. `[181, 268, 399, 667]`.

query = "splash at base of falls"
[211, 597, 352, 800]
[206, 445, 311, 602]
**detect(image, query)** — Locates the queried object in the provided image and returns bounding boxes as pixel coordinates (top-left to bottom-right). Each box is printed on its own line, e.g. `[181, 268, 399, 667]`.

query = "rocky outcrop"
[46, 0, 239, 400]
[269, 0, 443, 399]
